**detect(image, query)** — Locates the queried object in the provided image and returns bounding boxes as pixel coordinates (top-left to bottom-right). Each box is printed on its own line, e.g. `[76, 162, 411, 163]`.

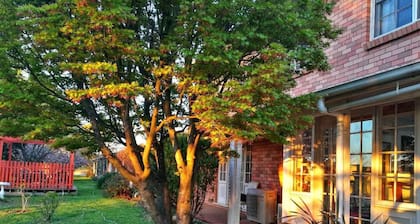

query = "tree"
[0, 0, 339, 223]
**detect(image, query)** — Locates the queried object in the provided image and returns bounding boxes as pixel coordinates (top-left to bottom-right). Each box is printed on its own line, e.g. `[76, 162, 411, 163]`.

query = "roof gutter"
[316, 62, 420, 113]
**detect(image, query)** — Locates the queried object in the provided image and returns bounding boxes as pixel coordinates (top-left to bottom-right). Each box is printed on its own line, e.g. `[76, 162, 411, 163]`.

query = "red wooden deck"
[0, 137, 75, 191]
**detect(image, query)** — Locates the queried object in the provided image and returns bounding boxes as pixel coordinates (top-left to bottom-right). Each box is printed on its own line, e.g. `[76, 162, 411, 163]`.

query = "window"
[292, 129, 312, 192]
[321, 126, 337, 224]
[374, 0, 419, 37]
[241, 146, 252, 193]
[380, 102, 414, 203]
[350, 119, 373, 224]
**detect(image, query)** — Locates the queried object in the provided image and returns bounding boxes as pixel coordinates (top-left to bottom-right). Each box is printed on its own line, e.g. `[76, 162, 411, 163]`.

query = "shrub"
[39, 191, 60, 223]
[96, 172, 117, 189]
[100, 172, 134, 199]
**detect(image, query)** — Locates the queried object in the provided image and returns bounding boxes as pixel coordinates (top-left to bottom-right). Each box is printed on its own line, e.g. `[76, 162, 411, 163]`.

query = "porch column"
[336, 113, 350, 224]
[227, 141, 242, 224]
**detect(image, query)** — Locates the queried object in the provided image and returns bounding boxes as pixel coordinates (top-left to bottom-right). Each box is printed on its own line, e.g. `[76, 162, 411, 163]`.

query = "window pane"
[362, 176, 371, 197]
[397, 127, 414, 151]
[350, 176, 359, 196]
[381, 14, 396, 34]
[397, 153, 414, 174]
[350, 134, 361, 154]
[382, 177, 394, 201]
[382, 154, 394, 174]
[351, 122, 361, 133]
[382, 0, 395, 15]
[397, 112, 414, 126]
[361, 199, 371, 219]
[398, 0, 411, 8]
[397, 7, 412, 26]
[351, 155, 360, 174]
[362, 154, 372, 173]
[362, 132, 372, 153]
[397, 101, 414, 113]
[382, 129, 394, 151]
[383, 104, 395, 115]
[396, 178, 413, 202]
[382, 115, 395, 127]
[350, 197, 359, 217]
[362, 120, 373, 131]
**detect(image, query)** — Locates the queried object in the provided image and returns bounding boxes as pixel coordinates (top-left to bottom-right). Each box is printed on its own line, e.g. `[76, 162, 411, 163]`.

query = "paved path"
[196, 203, 258, 224]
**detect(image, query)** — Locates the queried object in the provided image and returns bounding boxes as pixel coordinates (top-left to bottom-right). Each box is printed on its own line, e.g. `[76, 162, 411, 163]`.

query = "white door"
[217, 162, 228, 205]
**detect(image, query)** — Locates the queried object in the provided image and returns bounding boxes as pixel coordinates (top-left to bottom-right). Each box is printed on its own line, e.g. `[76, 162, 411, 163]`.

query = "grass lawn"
[0, 177, 152, 224]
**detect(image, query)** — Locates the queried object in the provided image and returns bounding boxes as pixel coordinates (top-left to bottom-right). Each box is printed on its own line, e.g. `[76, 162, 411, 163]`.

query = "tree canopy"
[0, 0, 339, 223]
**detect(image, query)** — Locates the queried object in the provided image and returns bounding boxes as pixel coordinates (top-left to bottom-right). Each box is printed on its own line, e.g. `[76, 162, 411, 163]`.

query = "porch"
[0, 136, 75, 192]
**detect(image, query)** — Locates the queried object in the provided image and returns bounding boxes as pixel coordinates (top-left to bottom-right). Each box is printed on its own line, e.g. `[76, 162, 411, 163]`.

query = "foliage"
[0, 0, 339, 223]
[97, 172, 134, 199]
[39, 191, 60, 223]
[96, 172, 117, 189]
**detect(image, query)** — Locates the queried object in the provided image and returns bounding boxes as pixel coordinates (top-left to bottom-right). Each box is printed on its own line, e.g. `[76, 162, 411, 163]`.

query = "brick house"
[208, 1, 420, 224]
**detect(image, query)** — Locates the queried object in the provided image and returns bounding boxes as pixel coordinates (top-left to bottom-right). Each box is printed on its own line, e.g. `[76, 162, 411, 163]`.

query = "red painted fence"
[0, 153, 74, 191]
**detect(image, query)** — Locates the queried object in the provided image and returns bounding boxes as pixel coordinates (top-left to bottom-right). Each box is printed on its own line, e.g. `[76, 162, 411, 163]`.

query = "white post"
[227, 141, 243, 224]
[336, 114, 350, 224]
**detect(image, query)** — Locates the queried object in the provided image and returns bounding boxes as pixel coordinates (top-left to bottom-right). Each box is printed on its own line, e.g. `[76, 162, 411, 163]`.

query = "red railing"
[0, 153, 74, 191]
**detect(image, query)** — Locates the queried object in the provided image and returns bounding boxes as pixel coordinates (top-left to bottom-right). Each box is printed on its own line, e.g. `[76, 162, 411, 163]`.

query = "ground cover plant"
[0, 178, 151, 224]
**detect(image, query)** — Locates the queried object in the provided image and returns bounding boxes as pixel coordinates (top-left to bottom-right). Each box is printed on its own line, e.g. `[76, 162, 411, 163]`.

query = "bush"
[39, 191, 60, 223]
[96, 172, 117, 189]
[99, 172, 134, 199]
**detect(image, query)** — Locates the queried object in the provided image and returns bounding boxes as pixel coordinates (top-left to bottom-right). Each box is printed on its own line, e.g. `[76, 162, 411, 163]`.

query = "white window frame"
[370, 0, 419, 39]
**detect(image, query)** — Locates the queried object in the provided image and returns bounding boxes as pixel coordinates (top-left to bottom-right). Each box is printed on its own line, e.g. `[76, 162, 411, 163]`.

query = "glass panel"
[350, 218, 357, 224]
[382, 129, 394, 151]
[396, 178, 413, 202]
[351, 176, 360, 196]
[362, 120, 372, 131]
[397, 101, 414, 113]
[323, 195, 330, 211]
[350, 197, 359, 217]
[324, 178, 330, 193]
[362, 132, 372, 153]
[398, 7, 412, 26]
[398, 0, 411, 8]
[397, 153, 414, 174]
[382, 0, 395, 15]
[397, 127, 414, 151]
[383, 104, 395, 115]
[381, 15, 395, 34]
[351, 134, 361, 154]
[362, 176, 371, 197]
[351, 155, 361, 168]
[397, 112, 414, 126]
[362, 154, 372, 173]
[382, 154, 393, 174]
[382, 115, 395, 127]
[361, 199, 371, 219]
[351, 122, 361, 133]
[382, 177, 394, 201]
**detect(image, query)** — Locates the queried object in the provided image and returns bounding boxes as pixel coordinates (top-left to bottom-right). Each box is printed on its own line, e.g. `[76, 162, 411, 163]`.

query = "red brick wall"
[291, 0, 420, 96]
[250, 140, 283, 201]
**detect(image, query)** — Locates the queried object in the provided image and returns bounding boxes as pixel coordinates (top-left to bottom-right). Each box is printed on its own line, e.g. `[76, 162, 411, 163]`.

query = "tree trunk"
[176, 170, 193, 224]
[135, 181, 172, 224]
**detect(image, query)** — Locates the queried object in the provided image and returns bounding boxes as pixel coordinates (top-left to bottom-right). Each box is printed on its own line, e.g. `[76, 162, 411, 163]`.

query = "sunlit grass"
[0, 177, 152, 224]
